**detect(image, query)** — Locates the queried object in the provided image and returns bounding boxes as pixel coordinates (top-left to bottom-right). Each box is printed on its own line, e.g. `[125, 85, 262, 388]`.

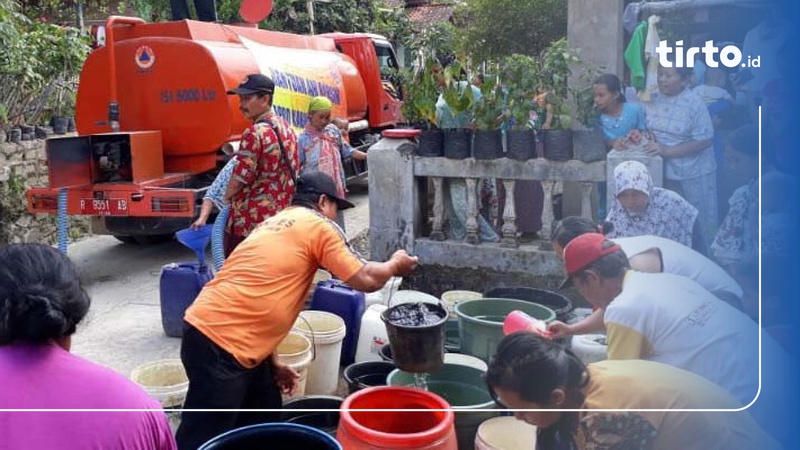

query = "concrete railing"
[368, 136, 661, 276]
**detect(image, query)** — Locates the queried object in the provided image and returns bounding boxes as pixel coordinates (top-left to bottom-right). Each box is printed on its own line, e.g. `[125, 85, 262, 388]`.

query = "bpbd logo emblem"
[135, 45, 156, 70]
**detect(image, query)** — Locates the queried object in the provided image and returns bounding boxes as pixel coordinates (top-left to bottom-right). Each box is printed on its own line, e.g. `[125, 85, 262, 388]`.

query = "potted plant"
[501, 55, 539, 161]
[471, 73, 505, 160]
[538, 39, 578, 161]
[572, 66, 607, 163]
[402, 58, 444, 156]
[441, 60, 477, 160]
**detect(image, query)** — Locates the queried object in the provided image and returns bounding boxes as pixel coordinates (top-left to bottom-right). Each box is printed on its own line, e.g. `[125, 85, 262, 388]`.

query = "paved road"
[69, 180, 369, 378]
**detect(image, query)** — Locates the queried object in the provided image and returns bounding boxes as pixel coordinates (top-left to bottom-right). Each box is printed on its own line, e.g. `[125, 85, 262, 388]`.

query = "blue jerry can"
[159, 262, 214, 338]
[310, 279, 366, 366]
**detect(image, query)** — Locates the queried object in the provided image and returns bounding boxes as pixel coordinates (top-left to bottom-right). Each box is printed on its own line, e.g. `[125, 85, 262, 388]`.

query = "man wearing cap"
[176, 171, 418, 450]
[559, 233, 767, 404]
[298, 96, 367, 230]
[223, 73, 300, 256]
[560, 232, 793, 442]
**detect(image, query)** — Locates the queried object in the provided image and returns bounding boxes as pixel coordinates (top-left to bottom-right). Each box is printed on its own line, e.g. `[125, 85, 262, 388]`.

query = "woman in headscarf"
[606, 160, 699, 248]
[298, 96, 367, 230]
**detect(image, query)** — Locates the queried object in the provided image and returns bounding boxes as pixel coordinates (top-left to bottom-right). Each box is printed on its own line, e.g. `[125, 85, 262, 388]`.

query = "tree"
[455, 0, 567, 62]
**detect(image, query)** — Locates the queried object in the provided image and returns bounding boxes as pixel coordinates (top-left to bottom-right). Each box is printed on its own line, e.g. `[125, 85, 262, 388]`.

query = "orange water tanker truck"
[26, 16, 403, 243]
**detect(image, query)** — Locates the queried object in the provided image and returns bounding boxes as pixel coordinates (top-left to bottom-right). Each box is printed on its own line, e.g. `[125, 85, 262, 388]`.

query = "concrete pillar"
[368, 137, 420, 262]
[568, 0, 625, 77]
[606, 150, 663, 211]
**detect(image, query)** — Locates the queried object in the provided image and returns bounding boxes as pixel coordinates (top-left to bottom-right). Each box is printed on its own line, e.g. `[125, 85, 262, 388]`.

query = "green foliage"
[408, 21, 458, 63]
[0, 0, 91, 125]
[401, 57, 441, 127]
[500, 54, 539, 130]
[120, 0, 172, 22]
[441, 61, 476, 118]
[573, 65, 602, 128]
[455, 0, 566, 62]
[473, 74, 504, 131]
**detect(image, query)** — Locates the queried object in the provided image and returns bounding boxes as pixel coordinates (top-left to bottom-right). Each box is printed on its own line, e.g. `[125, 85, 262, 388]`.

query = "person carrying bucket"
[176, 171, 418, 450]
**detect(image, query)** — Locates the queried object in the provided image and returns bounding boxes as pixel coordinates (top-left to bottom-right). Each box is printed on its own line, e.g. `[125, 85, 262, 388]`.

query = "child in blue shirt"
[594, 74, 646, 149]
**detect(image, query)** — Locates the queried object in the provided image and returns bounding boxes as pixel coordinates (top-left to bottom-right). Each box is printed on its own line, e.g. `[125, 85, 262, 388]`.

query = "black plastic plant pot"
[472, 130, 503, 160]
[506, 129, 537, 161]
[572, 128, 607, 163]
[542, 130, 574, 161]
[443, 128, 472, 160]
[417, 128, 444, 157]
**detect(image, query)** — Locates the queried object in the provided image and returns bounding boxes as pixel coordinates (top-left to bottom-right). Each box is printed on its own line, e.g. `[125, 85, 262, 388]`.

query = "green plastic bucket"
[387, 363, 499, 450]
[455, 298, 556, 363]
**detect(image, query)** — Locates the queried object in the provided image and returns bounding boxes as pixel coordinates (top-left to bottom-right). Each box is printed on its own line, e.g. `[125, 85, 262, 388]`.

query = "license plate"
[80, 198, 129, 215]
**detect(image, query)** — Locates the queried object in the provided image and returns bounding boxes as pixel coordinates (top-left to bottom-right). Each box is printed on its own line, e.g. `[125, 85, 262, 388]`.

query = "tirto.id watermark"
[655, 40, 761, 69]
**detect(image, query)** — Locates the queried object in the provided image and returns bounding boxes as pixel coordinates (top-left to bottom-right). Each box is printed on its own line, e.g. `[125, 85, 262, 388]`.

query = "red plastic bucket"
[337, 386, 458, 450]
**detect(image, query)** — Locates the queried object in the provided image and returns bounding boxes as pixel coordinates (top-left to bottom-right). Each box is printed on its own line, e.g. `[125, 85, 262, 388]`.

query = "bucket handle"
[296, 314, 317, 362]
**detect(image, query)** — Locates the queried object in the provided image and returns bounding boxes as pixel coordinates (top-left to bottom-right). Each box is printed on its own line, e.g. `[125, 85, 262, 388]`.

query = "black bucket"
[381, 302, 448, 373]
[281, 396, 342, 435]
[472, 130, 504, 160]
[506, 129, 537, 161]
[343, 361, 396, 394]
[443, 128, 472, 159]
[417, 129, 444, 157]
[198, 423, 341, 449]
[483, 287, 574, 321]
[542, 130, 573, 161]
[573, 128, 607, 163]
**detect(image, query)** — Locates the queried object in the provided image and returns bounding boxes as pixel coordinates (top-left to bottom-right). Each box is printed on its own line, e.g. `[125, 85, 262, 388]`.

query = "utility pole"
[307, 0, 332, 35]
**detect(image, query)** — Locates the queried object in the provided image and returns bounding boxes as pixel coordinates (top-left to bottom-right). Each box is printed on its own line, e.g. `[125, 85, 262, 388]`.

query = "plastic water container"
[390, 290, 439, 305]
[276, 332, 314, 400]
[337, 386, 458, 450]
[292, 311, 346, 395]
[355, 304, 389, 363]
[130, 359, 188, 432]
[571, 334, 608, 365]
[310, 280, 365, 366]
[159, 262, 214, 337]
[440, 290, 483, 319]
[199, 423, 342, 450]
[474, 416, 537, 450]
[175, 225, 213, 265]
[305, 270, 333, 308]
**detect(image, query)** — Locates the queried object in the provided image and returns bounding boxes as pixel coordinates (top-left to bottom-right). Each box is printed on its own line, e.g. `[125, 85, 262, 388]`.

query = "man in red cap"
[223, 74, 300, 256]
[560, 233, 770, 405]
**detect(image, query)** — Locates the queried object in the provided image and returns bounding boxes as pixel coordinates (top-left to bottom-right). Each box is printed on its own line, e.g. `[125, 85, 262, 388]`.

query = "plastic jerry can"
[355, 304, 389, 363]
[159, 262, 214, 337]
[310, 279, 366, 366]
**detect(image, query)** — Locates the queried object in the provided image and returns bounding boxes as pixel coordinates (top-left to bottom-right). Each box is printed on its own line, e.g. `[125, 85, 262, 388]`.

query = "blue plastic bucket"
[198, 423, 342, 450]
[176, 225, 213, 265]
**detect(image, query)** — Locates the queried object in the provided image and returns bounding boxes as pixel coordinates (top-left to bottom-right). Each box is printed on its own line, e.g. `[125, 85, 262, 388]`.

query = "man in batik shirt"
[224, 74, 300, 256]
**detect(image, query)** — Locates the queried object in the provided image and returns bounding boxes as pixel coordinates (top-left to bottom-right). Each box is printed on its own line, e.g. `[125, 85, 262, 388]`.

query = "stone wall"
[0, 137, 90, 244]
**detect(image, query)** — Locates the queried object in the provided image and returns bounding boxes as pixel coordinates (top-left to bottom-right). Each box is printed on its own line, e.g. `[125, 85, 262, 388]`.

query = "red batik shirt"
[227, 111, 300, 237]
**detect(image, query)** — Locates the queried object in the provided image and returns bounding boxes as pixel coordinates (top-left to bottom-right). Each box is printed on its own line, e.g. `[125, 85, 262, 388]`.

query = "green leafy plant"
[441, 60, 477, 123]
[500, 54, 539, 130]
[473, 74, 505, 131]
[401, 57, 441, 128]
[573, 65, 602, 129]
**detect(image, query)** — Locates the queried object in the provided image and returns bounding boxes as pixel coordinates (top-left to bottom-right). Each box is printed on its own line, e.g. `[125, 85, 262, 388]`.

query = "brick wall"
[0, 136, 90, 244]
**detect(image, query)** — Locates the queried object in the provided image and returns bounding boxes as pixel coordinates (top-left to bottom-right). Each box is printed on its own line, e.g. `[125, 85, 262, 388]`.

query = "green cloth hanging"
[624, 21, 648, 90]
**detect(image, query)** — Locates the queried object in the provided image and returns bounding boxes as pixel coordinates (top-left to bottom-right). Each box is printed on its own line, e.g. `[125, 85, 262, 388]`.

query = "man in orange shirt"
[176, 171, 418, 450]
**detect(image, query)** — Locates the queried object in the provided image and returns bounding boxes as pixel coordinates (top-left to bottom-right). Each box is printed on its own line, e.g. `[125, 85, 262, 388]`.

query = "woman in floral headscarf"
[606, 160, 699, 248]
[298, 96, 367, 230]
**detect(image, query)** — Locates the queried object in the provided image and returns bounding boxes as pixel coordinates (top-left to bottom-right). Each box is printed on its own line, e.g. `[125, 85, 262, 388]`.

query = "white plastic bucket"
[391, 289, 440, 306]
[292, 311, 346, 395]
[130, 359, 188, 432]
[355, 304, 389, 363]
[444, 353, 488, 372]
[441, 290, 483, 318]
[571, 333, 608, 365]
[276, 332, 314, 400]
[475, 416, 538, 450]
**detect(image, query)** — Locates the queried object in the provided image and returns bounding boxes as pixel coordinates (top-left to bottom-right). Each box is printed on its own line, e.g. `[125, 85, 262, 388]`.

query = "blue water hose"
[57, 189, 68, 254]
[212, 206, 229, 271]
